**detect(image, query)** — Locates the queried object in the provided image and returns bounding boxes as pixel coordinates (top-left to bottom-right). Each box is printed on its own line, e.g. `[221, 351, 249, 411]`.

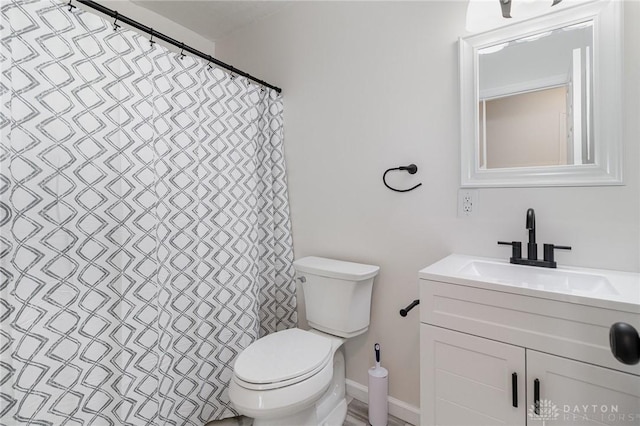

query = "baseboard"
[345, 379, 420, 426]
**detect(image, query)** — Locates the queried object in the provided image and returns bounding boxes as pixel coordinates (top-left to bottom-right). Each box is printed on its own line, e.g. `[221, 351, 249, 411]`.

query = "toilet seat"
[233, 328, 333, 391]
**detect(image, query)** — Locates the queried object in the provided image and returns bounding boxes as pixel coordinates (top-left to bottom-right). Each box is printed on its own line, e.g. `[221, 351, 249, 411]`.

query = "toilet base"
[320, 397, 347, 426]
[252, 406, 319, 426]
[252, 392, 347, 426]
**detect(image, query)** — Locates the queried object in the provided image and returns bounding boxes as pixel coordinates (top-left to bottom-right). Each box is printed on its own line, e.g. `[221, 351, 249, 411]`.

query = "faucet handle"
[498, 241, 522, 260]
[543, 244, 572, 267]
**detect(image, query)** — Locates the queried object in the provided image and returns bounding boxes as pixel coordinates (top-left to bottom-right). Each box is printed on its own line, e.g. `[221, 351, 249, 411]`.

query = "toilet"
[228, 256, 379, 426]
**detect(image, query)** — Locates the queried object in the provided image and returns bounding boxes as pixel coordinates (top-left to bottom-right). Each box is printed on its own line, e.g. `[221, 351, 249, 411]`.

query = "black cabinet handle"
[610, 322, 640, 365]
[534, 378, 540, 415]
[512, 372, 518, 408]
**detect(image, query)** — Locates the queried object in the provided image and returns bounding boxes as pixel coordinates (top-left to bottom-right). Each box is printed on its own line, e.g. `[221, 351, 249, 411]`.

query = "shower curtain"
[0, 1, 297, 424]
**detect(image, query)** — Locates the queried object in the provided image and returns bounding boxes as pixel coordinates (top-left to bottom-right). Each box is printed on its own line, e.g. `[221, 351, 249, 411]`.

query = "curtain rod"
[72, 0, 282, 94]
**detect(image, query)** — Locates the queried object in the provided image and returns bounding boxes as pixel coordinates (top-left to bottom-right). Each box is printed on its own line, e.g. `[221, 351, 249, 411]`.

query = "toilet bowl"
[229, 328, 346, 425]
[228, 257, 379, 426]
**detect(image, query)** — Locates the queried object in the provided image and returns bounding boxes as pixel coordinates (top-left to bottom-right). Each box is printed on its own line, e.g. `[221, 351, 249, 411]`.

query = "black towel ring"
[383, 164, 422, 193]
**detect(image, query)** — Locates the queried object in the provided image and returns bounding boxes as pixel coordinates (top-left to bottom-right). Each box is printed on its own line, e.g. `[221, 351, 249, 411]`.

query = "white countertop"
[420, 254, 640, 313]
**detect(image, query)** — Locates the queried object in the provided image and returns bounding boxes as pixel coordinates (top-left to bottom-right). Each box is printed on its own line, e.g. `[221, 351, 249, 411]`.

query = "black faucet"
[526, 208, 537, 260]
[498, 208, 571, 268]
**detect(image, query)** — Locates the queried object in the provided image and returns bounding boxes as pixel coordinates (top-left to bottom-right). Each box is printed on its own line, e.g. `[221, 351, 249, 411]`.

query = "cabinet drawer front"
[420, 279, 640, 376]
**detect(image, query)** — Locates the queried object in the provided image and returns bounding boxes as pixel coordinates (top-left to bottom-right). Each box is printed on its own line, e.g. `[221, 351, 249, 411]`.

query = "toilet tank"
[293, 256, 379, 338]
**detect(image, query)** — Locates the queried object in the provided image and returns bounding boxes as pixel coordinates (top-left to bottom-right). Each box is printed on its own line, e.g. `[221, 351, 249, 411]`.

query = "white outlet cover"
[457, 189, 478, 217]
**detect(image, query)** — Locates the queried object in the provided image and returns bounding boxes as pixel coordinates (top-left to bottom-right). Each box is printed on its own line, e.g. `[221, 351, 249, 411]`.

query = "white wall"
[76, 0, 215, 56]
[216, 1, 640, 408]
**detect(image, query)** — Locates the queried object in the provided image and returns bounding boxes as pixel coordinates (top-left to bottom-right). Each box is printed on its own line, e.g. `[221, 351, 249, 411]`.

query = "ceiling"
[131, 1, 289, 42]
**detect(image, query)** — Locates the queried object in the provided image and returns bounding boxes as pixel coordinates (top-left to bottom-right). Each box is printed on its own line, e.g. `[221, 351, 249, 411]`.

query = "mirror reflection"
[477, 22, 593, 170]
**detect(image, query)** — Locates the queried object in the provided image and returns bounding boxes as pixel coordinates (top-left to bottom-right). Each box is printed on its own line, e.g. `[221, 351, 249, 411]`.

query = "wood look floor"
[343, 397, 413, 426]
[205, 397, 413, 426]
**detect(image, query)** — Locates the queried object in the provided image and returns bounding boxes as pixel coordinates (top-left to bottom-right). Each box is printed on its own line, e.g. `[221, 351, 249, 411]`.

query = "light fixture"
[500, 0, 512, 18]
[498, 0, 562, 19]
[466, 0, 583, 34]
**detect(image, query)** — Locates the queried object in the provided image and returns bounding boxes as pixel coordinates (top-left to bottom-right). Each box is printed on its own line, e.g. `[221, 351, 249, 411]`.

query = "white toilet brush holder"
[368, 343, 388, 426]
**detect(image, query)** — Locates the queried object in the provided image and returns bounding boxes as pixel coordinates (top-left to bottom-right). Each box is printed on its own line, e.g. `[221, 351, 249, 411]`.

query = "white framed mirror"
[459, 0, 622, 187]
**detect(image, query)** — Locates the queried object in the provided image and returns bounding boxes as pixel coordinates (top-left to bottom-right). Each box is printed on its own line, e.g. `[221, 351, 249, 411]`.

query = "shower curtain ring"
[113, 12, 121, 31]
[149, 28, 156, 46]
[179, 43, 186, 60]
[67, 0, 76, 12]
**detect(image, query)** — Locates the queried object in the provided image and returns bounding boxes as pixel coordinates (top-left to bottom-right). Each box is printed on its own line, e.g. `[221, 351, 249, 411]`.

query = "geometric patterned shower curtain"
[0, 1, 296, 424]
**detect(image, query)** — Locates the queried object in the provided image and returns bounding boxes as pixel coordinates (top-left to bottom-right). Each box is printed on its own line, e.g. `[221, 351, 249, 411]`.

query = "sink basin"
[420, 254, 639, 312]
[458, 260, 617, 295]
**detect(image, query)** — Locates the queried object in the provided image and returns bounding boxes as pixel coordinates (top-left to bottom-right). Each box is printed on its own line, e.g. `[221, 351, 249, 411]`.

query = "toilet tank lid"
[293, 256, 380, 281]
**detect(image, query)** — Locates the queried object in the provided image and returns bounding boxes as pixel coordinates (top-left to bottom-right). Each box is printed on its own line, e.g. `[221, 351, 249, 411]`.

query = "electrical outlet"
[457, 189, 478, 217]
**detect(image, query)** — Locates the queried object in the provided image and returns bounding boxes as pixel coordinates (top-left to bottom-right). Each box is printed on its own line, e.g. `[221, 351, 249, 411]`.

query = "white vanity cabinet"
[418, 255, 640, 426]
[421, 325, 640, 426]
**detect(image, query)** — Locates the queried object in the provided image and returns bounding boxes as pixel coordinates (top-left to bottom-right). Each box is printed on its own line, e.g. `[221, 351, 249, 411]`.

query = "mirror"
[479, 22, 593, 169]
[460, 0, 622, 187]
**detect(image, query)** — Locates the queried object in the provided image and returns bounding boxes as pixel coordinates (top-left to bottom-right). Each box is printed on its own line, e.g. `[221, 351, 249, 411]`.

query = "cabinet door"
[527, 350, 640, 425]
[421, 325, 526, 426]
